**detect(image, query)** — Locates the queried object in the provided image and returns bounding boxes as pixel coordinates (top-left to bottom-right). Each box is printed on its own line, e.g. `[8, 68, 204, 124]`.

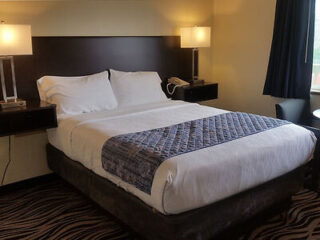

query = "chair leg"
[312, 141, 320, 192]
[301, 126, 320, 192]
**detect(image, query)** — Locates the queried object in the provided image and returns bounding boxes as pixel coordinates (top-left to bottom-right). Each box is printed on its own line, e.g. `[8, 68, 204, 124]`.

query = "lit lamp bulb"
[2, 29, 14, 43]
[196, 29, 204, 41]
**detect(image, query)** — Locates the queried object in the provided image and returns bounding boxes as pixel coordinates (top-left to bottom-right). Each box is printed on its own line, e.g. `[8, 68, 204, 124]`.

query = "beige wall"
[0, 0, 214, 185]
[0, 132, 50, 185]
[2, 133, 50, 185]
[211, 0, 282, 116]
[211, 0, 320, 116]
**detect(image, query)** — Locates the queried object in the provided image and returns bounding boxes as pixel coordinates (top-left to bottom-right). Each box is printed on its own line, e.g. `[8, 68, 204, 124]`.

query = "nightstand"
[0, 100, 57, 137]
[170, 82, 218, 102]
[0, 100, 57, 186]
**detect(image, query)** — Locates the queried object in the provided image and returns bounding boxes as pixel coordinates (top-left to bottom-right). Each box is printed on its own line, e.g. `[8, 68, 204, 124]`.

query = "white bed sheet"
[48, 100, 316, 215]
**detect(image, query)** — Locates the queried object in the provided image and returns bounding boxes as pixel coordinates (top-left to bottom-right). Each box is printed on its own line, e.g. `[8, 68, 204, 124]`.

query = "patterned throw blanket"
[101, 112, 289, 194]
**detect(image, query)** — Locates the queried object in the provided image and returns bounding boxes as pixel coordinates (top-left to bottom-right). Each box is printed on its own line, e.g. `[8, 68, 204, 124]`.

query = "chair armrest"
[301, 125, 320, 139]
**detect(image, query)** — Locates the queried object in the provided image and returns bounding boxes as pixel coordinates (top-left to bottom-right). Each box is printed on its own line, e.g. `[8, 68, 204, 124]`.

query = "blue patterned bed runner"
[101, 112, 289, 194]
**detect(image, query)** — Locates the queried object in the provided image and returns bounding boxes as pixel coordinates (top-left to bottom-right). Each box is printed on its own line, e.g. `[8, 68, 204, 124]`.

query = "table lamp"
[0, 23, 33, 108]
[180, 26, 211, 83]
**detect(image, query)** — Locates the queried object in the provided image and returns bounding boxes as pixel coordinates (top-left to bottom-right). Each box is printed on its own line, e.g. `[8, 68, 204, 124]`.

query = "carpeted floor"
[242, 190, 320, 240]
[0, 177, 320, 240]
[0, 178, 138, 240]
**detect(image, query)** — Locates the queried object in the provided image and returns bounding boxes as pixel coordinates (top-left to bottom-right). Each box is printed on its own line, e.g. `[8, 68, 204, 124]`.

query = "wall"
[211, 0, 282, 116]
[1, 133, 49, 185]
[211, 0, 320, 116]
[0, 0, 214, 185]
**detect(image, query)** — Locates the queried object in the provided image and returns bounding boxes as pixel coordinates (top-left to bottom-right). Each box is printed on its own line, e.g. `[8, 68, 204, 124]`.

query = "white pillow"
[110, 69, 168, 108]
[37, 71, 118, 116]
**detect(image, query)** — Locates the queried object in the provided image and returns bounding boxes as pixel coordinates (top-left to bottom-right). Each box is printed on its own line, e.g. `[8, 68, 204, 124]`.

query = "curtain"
[263, 0, 315, 99]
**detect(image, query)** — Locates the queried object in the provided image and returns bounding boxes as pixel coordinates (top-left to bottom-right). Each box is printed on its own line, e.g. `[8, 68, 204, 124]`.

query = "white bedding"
[48, 100, 316, 215]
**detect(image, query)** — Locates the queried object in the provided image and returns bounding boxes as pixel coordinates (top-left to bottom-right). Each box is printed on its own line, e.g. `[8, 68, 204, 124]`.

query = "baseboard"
[0, 173, 58, 195]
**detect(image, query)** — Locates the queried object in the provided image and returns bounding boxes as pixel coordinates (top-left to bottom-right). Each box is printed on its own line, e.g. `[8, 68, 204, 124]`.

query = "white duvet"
[48, 100, 316, 215]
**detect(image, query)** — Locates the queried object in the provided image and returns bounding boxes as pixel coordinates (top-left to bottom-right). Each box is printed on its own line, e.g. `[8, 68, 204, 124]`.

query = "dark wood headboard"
[2, 36, 192, 100]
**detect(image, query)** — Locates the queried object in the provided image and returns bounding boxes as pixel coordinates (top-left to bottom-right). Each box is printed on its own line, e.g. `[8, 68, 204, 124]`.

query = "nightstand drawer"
[171, 82, 218, 102]
[0, 101, 57, 136]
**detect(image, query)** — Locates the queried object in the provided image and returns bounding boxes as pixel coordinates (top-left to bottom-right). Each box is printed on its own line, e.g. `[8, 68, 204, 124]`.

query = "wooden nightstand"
[171, 82, 218, 102]
[0, 99, 57, 186]
[0, 100, 57, 137]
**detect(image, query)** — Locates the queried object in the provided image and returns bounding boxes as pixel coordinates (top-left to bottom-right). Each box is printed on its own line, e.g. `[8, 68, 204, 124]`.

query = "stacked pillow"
[37, 69, 168, 117]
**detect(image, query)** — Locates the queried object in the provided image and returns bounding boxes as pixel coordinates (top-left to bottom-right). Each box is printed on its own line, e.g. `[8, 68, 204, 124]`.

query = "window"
[312, 0, 320, 91]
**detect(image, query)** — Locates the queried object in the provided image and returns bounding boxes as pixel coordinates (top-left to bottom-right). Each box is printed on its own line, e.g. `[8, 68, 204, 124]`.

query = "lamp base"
[190, 79, 205, 85]
[0, 99, 26, 109]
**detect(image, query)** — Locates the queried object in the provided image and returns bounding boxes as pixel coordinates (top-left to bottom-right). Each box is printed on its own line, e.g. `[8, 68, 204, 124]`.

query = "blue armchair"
[275, 99, 320, 191]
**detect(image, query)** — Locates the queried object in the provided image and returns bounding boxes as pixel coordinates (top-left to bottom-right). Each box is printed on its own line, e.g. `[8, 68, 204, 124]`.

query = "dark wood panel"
[2, 36, 192, 100]
[171, 82, 218, 102]
[0, 100, 57, 136]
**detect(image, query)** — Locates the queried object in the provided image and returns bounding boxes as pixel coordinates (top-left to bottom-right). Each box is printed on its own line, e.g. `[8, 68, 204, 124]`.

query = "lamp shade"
[180, 27, 211, 48]
[0, 24, 32, 56]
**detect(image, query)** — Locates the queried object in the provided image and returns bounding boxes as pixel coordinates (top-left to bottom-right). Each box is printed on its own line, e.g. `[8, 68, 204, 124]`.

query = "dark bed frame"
[9, 36, 311, 239]
[47, 144, 305, 240]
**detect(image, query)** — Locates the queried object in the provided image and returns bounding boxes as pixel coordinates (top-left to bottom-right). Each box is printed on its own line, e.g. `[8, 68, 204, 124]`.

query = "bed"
[45, 98, 316, 239]
[12, 36, 318, 239]
[46, 100, 315, 216]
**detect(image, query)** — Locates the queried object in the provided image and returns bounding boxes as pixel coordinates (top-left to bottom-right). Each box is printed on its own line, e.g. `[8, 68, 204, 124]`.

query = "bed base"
[47, 144, 305, 240]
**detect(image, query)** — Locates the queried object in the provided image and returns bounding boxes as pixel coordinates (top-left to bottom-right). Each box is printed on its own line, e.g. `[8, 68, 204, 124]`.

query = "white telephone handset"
[167, 77, 190, 95]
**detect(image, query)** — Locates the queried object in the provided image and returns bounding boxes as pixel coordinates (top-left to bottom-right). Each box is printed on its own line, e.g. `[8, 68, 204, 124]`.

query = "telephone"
[168, 77, 190, 86]
[167, 77, 190, 95]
